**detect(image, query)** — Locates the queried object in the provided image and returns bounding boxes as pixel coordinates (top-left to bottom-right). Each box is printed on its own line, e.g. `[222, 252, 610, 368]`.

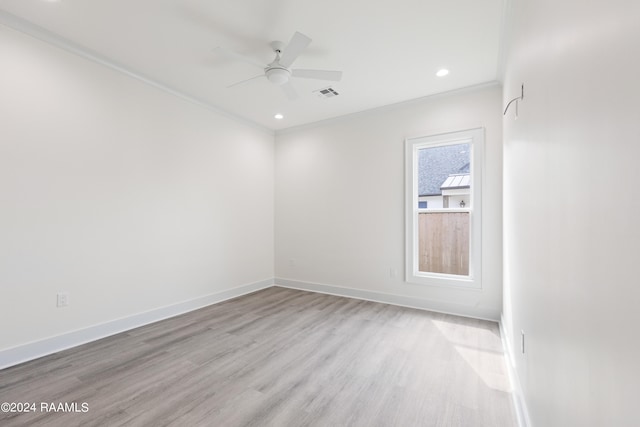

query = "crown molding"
[275, 81, 502, 136]
[0, 10, 273, 136]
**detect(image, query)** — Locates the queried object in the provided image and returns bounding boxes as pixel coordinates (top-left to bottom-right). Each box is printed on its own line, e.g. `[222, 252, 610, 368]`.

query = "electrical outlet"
[289, 259, 296, 268]
[521, 330, 525, 354]
[57, 292, 69, 308]
[389, 268, 397, 278]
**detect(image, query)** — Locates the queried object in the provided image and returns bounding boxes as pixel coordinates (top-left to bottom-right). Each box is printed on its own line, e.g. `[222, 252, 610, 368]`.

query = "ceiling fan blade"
[226, 74, 265, 88]
[292, 69, 343, 81]
[281, 81, 298, 100]
[279, 31, 312, 68]
[214, 46, 267, 69]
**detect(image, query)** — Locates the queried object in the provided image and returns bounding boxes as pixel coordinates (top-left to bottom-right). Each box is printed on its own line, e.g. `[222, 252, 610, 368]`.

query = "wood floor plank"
[0, 287, 516, 426]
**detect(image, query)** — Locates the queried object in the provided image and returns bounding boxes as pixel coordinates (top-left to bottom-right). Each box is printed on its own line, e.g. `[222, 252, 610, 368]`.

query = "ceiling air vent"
[314, 87, 339, 98]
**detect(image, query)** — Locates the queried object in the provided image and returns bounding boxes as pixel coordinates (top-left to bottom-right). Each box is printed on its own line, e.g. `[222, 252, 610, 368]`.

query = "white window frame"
[405, 128, 484, 289]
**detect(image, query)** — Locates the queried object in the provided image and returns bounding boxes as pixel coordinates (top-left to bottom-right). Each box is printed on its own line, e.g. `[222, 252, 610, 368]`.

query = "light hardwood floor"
[0, 287, 516, 426]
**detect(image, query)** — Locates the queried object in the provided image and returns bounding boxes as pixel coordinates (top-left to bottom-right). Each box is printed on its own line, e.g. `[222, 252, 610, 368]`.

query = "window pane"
[418, 143, 470, 209]
[418, 212, 469, 275]
[406, 129, 482, 286]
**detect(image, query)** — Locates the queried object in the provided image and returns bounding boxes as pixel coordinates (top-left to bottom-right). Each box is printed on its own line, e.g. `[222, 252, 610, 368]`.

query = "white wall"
[502, 0, 640, 425]
[0, 25, 274, 353]
[275, 85, 503, 319]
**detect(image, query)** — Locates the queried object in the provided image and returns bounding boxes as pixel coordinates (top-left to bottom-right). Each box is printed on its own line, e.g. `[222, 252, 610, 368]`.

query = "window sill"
[405, 272, 482, 290]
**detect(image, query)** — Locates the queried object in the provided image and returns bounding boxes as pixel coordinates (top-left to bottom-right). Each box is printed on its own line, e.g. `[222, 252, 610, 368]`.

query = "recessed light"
[274, 114, 284, 120]
[436, 69, 450, 77]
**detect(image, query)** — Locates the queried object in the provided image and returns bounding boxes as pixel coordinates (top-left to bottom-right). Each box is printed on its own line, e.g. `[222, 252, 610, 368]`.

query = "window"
[405, 128, 483, 288]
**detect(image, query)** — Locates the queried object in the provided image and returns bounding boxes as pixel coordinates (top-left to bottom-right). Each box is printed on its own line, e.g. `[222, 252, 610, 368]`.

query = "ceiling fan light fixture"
[220, 31, 342, 101]
[266, 68, 291, 85]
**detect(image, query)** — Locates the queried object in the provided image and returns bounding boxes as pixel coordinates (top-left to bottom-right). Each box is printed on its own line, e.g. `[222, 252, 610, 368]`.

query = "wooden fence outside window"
[418, 212, 470, 276]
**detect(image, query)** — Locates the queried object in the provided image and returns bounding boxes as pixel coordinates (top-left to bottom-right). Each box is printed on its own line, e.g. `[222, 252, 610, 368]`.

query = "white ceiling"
[0, 0, 505, 131]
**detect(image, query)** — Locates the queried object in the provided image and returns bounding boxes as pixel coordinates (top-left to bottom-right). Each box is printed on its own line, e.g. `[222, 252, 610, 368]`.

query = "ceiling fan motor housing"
[265, 66, 291, 85]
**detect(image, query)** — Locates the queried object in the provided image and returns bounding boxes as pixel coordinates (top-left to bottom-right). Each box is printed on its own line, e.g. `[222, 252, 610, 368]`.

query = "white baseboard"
[0, 279, 274, 370]
[499, 314, 532, 427]
[274, 278, 500, 321]
[0, 278, 501, 371]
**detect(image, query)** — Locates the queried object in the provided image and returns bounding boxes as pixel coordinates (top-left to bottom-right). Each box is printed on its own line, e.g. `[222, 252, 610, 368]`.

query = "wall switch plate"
[390, 268, 397, 278]
[57, 292, 69, 307]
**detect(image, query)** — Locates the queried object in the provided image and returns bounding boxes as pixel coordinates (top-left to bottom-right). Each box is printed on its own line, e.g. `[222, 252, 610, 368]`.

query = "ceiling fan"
[215, 31, 342, 100]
